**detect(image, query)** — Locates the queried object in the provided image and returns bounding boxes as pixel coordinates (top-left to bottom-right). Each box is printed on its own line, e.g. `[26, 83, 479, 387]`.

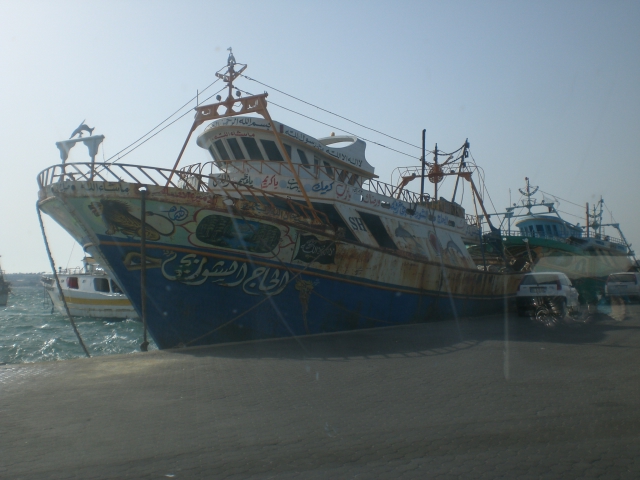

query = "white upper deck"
[196, 116, 376, 178]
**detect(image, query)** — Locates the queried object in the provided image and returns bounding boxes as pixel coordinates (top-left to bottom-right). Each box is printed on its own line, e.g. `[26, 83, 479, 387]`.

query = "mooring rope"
[36, 204, 91, 358]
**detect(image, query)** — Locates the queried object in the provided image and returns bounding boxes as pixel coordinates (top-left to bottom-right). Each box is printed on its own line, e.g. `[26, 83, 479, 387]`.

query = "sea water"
[0, 285, 156, 364]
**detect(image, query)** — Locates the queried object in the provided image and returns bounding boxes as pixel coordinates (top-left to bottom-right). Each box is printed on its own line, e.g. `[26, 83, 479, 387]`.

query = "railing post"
[139, 186, 149, 352]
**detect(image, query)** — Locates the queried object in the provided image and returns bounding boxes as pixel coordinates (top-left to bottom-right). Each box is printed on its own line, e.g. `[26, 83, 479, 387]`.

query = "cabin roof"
[198, 116, 376, 178]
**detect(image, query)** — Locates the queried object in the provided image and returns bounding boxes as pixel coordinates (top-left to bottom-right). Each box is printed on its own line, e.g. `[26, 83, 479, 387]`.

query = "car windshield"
[521, 274, 560, 286]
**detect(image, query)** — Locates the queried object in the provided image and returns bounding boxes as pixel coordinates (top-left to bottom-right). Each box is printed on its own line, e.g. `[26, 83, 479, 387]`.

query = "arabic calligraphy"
[79, 181, 130, 193]
[285, 178, 300, 192]
[283, 127, 365, 169]
[361, 192, 381, 207]
[163, 205, 189, 221]
[312, 180, 334, 194]
[213, 130, 257, 140]
[161, 252, 289, 295]
[335, 183, 351, 201]
[294, 235, 336, 264]
[217, 117, 270, 128]
[261, 175, 278, 189]
[237, 173, 253, 186]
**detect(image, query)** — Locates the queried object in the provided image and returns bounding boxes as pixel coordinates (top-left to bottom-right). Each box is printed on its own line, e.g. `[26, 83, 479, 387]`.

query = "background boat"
[42, 256, 138, 320]
[467, 178, 636, 303]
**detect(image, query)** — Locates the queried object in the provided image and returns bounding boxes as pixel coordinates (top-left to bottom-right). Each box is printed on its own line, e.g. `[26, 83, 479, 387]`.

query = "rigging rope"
[110, 86, 227, 163]
[538, 189, 584, 209]
[241, 74, 422, 151]
[36, 204, 91, 358]
[236, 88, 420, 160]
[107, 78, 222, 163]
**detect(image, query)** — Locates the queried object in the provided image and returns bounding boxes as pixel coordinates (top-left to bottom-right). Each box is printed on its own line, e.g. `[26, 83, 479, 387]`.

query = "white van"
[605, 272, 640, 301]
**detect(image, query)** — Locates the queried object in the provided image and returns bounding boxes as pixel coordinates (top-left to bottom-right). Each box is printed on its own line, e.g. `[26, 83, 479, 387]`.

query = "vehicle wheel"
[548, 298, 567, 321]
[535, 305, 558, 328]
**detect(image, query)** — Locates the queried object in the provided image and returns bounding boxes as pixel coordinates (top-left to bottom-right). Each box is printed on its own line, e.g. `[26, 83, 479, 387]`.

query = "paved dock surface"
[2, 301, 640, 479]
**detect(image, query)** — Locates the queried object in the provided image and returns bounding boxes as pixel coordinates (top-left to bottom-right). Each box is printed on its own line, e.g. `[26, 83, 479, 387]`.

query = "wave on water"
[0, 285, 156, 364]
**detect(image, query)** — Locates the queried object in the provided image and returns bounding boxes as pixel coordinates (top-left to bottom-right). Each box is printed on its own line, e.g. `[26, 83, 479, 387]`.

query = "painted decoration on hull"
[293, 235, 336, 265]
[180, 209, 295, 256]
[195, 214, 281, 253]
[88, 199, 176, 240]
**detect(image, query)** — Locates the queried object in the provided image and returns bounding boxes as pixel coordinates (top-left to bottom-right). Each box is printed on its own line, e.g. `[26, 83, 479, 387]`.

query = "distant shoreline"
[5, 273, 45, 288]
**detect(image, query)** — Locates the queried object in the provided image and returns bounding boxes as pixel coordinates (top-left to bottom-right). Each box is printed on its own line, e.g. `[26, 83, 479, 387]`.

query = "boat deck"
[2, 304, 640, 478]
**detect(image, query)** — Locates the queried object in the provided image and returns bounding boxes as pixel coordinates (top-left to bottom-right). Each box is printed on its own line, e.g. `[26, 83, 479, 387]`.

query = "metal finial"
[227, 47, 236, 67]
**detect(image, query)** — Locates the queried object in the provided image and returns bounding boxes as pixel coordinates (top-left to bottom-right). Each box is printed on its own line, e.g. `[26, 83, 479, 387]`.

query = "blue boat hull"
[97, 239, 508, 349]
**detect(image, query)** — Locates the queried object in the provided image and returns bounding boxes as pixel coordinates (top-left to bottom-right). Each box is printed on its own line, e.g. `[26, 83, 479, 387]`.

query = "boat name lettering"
[348, 217, 367, 232]
[161, 253, 289, 295]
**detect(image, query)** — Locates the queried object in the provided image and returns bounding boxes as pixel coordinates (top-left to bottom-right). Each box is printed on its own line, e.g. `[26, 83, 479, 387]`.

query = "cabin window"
[67, 277, 79, 289]
[322, 161, 334, 177]
[348, 174, 359, 186]
[214, 140, 230, 161]
[260, 140, 284, 161]
[544, 225, 552, 236]
[310, 202, 358, 242]
[536, 225, 544, 236]
[313, 155, 320, 172]
[284, 144, 292, 160]
[297, 149, 311, 167]
[208, 146, 219, 162]
[357, 211, 398, 249]
[227, 138, 245, 160]
[338, 169, 349, 183]
[241, 137, 264, 160]
[94, 277, 110, 293]
[110, 280, 123, 294]
[552, 225, 559, 236]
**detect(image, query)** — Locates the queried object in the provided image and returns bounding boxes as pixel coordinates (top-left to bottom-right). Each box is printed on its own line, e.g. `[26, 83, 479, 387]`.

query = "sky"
[0, 0, 639, 273]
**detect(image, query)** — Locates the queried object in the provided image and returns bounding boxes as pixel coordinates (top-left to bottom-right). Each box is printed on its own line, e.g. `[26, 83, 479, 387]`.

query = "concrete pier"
[2, 303, 640, 478]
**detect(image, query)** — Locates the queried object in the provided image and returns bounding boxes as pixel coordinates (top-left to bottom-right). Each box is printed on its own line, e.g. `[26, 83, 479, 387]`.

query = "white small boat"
[42, 257, 138, 320]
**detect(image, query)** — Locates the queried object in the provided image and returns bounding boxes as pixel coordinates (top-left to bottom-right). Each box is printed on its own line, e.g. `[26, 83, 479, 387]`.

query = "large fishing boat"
[37, 52, 521, 349]
[0, 257, 10, 307]
[41, 256, 138, 320]
[467, 178, 635, 303]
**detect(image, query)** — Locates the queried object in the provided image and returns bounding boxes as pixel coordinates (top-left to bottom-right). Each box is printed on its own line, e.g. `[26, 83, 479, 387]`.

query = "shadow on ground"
[167, 304, 640, 361]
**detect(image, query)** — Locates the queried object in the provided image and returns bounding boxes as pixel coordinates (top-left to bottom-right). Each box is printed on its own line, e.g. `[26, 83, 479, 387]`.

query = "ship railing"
[495, 228, 626, 247]
[38, 162, 330, 226]
[180, 159, 423, 204]
[487, 229, 570, 243]
[582, 231, 626, 246]
[360, 178, 422, 204]
[180, 159, 364, 185]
